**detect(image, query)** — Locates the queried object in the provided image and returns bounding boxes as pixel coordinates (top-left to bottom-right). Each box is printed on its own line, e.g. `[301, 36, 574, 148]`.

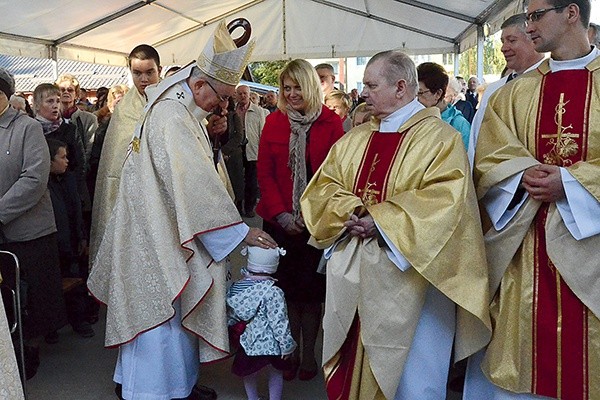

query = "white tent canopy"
[0, 0, 524, 67]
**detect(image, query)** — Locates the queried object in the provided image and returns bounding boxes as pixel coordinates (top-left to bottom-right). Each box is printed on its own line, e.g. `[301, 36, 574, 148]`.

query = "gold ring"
[257, 236, 264, 242]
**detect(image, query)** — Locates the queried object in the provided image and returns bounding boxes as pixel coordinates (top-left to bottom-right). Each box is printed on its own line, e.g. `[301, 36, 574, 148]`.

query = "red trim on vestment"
[326, 317, 361, 400]
[531, 69, 591, 399]
[180, 220, 244, 262]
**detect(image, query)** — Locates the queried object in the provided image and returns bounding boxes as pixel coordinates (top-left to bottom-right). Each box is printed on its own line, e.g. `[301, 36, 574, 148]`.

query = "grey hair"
[367, 51, 419, 97]
[501, 13, 527, 32]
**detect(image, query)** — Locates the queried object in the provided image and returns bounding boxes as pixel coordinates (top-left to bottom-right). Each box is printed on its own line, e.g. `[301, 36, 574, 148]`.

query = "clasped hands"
[521, 164, 565, 202]
[276, 212, 305, 235]
[344, 214, 376, 239]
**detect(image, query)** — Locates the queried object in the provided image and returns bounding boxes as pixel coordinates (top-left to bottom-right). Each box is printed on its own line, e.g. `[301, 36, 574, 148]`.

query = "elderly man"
[90, 44, 162, 262]
[315, 63, 337, 97]
[465, 75, 479, 110]
[467, 13, 545, 166]
[236, 83, 268, 217]
[300, 50, 491, 399]
[263, 90, 277, 113]
[465, 1, 600, 398]
[88, 21, 276, 400]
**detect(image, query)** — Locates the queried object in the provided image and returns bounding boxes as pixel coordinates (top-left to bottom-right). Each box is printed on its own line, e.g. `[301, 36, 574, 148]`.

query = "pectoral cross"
[541, 93, 580, 166]
[358, 154, 381, 206]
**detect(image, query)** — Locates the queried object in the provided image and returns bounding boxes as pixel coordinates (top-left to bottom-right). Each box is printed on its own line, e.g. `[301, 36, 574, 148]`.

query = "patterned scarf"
[286, 104, 321, 217]
[62, 105, 78, 120]
[35, 115, 62, 135]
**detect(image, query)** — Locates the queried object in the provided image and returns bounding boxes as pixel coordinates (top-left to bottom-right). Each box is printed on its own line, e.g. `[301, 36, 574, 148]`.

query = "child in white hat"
[226, 246, 296, 400]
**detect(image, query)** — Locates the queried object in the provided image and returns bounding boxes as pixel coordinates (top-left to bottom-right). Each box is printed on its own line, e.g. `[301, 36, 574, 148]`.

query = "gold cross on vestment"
[540, 93, 580, 166]
[358, 154, 381, 206]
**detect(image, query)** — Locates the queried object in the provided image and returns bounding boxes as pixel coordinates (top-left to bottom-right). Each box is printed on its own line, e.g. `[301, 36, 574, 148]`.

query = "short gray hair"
[501, 13, 527, 32]
[367, 51, 418, 97]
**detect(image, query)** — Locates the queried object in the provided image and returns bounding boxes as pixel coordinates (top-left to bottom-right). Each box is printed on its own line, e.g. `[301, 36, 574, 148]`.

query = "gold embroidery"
[358, 154, 381, 206]
[541, 93, 580, 166]
[131, 137, 140, 154]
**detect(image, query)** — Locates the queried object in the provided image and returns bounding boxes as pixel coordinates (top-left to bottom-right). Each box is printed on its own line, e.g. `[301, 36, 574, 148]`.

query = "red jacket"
[256, 105, 344, 222]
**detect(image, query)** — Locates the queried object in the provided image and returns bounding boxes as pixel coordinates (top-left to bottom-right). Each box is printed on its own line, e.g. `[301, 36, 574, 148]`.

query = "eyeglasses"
[59, 87, 76, 93]
[205, 80, 229, 102]
[417, 89, 431, 96]
[525, 5, 568, 22]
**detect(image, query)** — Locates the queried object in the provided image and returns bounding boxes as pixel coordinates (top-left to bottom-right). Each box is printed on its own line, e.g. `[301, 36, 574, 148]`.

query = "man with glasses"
[465, 1, 600, 398]
[88, 21, 277, 400]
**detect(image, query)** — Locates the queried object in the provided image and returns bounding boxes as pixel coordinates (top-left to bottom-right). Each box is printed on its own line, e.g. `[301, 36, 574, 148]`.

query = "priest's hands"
[244, 227, 277, 249]
[345, 214, 376, 238]
[522, 164, 565, 202]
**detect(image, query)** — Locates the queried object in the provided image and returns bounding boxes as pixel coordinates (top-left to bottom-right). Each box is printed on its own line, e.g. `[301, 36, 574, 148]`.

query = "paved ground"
[24, 215, 463, 399]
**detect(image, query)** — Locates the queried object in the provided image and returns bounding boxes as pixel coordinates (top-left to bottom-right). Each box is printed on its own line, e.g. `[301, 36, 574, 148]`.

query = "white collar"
[379, 98, 425, 132]
[549, 47, 600, 72]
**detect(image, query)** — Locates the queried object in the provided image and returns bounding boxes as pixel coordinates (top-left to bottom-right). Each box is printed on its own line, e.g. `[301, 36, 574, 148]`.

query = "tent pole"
[282, 0, 287, 56]
[476, 24, 484, 82]
[453, 43, 460, 77]
[49, 45, 59, 82]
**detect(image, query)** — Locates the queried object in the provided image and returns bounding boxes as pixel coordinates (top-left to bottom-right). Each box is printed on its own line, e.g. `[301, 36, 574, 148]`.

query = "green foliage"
[458, 35, 504, 78]
[249, 60, 288, 86]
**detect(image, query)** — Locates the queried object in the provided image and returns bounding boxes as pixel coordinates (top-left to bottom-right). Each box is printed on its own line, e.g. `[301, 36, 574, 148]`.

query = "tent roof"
[0, 0, 522, 66]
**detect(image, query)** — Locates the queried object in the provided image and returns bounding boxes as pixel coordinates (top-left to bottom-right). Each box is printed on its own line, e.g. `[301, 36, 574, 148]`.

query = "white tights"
[243, 365, 284, 400]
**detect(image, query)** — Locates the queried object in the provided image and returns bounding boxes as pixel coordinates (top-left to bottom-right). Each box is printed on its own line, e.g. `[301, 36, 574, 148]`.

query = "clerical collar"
[549, 47, 600, 72]
[379, 98, 425, 133]
[180, 80, 210, 122]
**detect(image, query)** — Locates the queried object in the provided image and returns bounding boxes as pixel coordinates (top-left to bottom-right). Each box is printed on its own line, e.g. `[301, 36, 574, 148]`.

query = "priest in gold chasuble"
[300, 51, 491, 400]
[465, 1, 600, 399]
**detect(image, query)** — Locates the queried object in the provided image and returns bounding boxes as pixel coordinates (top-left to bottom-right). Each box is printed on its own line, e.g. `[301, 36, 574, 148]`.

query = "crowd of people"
[0, 1, 599, 399]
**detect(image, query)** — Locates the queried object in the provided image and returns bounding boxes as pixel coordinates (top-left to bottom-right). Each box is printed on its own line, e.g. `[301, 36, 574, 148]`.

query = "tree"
[249, 60, 287, 86]
[459, 35, 504, 78]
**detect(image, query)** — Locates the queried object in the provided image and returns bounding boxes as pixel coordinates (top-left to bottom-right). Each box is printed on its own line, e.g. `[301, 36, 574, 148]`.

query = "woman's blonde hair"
[33, 83, 60, 114]
[107, 84, 129, 107]
[278, 59, 323, 115]
[324, 90, 351, 111]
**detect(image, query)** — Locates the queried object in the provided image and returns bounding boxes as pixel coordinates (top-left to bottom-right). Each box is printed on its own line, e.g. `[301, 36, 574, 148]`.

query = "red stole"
[532, 69, 591, 399]
[352, 131, 407, 205]
[325, 131, 406, 400]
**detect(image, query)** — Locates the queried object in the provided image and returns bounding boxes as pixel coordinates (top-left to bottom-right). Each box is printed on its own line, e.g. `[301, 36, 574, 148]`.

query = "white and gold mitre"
[196, 19, 255, 86]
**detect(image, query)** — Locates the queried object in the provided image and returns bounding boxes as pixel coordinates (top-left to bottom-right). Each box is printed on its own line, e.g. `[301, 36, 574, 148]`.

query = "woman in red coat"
[256, 59, 344, 381]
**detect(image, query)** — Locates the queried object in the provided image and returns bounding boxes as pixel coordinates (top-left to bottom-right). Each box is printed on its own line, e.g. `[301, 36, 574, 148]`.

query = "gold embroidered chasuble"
[474, 57, 600, 398]
[90, 86, 146, 262]
[301, 108, 491, 399]
[88, 81, 241, 363]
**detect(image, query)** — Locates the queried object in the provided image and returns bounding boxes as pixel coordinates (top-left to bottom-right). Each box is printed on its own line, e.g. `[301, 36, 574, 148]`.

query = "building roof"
[0, 54, 130, 92]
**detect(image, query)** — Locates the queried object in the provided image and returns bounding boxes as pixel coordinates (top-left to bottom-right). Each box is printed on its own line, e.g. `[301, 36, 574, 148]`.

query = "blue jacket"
[441, 104, 470, 150]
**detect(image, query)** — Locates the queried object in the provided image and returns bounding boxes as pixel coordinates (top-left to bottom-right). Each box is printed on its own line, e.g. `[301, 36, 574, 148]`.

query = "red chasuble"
[326, 131, 406, 400]
[532, 69, 591, 399]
